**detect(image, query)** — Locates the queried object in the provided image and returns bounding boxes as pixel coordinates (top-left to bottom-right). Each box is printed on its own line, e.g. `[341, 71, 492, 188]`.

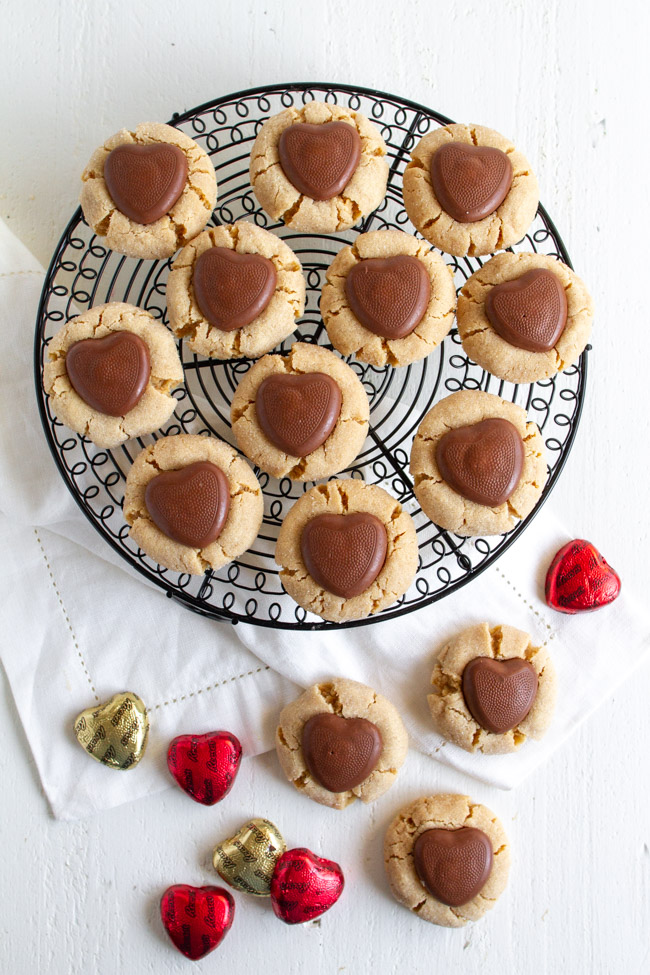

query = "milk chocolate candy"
[435, 418, 524, 507]
[300, 512, 388, 598]
[256, 373, 342, 456]
[193, 247, 277, 331]
[430, 143, 512, 223]
[345, 256, 431, 339]
[278, 121, 361, 201]
[462, 657, 538, 733]
[145, 461, 230, 548]
[104, 143, 188, 224]
[414, 827, 493, 907]
[302, 713, 383, 792]
[66, 332, 151, 416]
[485, 268, 567, 353]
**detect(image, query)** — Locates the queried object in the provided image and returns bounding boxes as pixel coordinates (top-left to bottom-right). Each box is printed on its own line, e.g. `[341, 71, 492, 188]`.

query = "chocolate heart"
[430, 143, 513, 223]
[345, 256, 431, 339]
[462, 657, 538, 733]
[545, 539, 621, 614]
[300, 512, 388, 599]
[145, 461, 230, 548]
[104, 143, 188, 225]
[160, 884, 235, 960]
[436, 417, 525, 507]
[270, 848, 345, 924]
[193, 247, 277, 331]
[485, 268, 568, 352]
[167, 731, 242, 806]
[278, 121, 362, 201]
[302, 713, 383, 793]
[256, 373, 342, 456]
[66, 332, 150, 417]
[414, 827, 493, 907]
[213, 818, 286, 896]
[73, 691, 149, 770]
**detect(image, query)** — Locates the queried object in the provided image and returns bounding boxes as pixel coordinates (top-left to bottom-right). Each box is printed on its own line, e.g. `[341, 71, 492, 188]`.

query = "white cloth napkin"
[2, 219, 649, 819]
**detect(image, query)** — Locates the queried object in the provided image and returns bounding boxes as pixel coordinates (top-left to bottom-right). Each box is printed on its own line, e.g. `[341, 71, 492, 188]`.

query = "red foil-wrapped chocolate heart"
[545, 539, 621, 614]
[270, 847, 344, 924]
[160, 884, 235, 960]
[167, 731, 242, 805]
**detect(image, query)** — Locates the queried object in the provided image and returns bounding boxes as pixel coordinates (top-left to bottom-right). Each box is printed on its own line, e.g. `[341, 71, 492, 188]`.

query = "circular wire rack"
[34, 82, 588, 631]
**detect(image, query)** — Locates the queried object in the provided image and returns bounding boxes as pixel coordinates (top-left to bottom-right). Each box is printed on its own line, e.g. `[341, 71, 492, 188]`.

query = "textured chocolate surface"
[278, 121, 361, 201]
[485, 268, 568, 352]
[145, 461, 230, 548]
[66, 332, 150, 416]
[414, 827, 493, 907]
[193, 246, 277, 331]
[104, 143, 188, 225]
[256, 372, 342, 456]
[302, 713, 383, 792]
[430, 143, 513, 223]
[300, 512, 388, 598]
[462, 656, 538, 734]
[345, 255, 431, 339]
[435, 418, 525, 507]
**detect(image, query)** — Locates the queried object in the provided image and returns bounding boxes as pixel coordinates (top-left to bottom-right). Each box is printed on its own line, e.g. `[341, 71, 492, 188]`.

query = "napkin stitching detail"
[495, 567, 557, 643]
[150, 665, 271, 709]
[33, 529, 99, 701]
[0, 269, 42, 278]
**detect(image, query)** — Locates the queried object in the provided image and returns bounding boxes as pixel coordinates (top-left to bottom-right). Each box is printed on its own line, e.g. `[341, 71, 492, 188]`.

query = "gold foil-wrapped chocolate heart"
[73, 691, 149, 770]
[213, 818, 286, 896]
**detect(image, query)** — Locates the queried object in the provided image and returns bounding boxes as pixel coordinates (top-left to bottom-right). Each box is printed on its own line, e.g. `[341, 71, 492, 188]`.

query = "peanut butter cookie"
[275, 677, 408, 810]
[403, 123, 538, 257]
[80, 122, 217, 260]
[166, 220, 305, 359]
[123, 434, 263, 575]
[428, 622, 557, 754]
[457, 251, 593, 383]
[43, 302, 182, 449]
[320, 229, 456, 368]
[410, 390, 547, 536]
[231, 342, 369, 480]
[384, 794, 511, 926]
[275, 478, 418, 623]
[249, 101, 388, 234]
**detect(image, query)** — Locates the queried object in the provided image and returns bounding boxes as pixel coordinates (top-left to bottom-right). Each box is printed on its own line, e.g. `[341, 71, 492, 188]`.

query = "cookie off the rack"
[80, 122, 217, 260]
[249, 101, 388, 234]
[321, 229, 456, 368]
[410, 389, 547, 536]
[123, 433, 263, 575]
[274, 478, 418, 622]
[166, 220, 305, 360]
[43, 302, 183, 449]
[457, 252, 594, 383]
[275, 677, 408, 810]
[230, 342, 369, 480]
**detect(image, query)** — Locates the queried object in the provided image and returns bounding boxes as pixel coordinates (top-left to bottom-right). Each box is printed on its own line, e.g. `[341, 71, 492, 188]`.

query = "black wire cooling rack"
[34, 82, 588, 630]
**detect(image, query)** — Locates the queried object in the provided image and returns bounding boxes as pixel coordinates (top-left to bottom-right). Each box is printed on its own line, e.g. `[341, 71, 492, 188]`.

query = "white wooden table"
[2, 2, 649, 972]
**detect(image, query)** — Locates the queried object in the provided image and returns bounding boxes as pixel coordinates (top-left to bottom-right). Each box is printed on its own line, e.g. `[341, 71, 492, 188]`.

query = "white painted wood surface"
[1, 1, 649, 972]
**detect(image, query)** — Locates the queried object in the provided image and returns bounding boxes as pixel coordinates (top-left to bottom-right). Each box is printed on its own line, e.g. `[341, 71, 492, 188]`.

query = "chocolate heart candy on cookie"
[145, 461, 230, 548]
[104, 143, 188, 224]
[256, 373, 342, 456]
[193, 247, 277, 331]
[66, 332, 151, 416]
[436, 418, 524, 507]
[302, 713, 383, 793]
[345, 255, 431, 339]
[462, 657, 538, 734]
[485, 268, 567, 352]
[414, 827, 493, 907]
[278, 121, 361, 200]
[430, 143, 513, 223]
[301, 512, 388, 598]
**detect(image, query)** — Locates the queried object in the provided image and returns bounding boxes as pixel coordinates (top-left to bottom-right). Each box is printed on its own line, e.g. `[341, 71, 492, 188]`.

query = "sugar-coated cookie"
[80, 122, 217, 260]
[43, 302, 183, 449]
[384, 794, 511, 926]
[321, 229, 456, 368]
[403, 123, 538, 257]
[275, 677, 408, 810]
[250, 101, 388, 234]
[410, 389, 547, 536]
